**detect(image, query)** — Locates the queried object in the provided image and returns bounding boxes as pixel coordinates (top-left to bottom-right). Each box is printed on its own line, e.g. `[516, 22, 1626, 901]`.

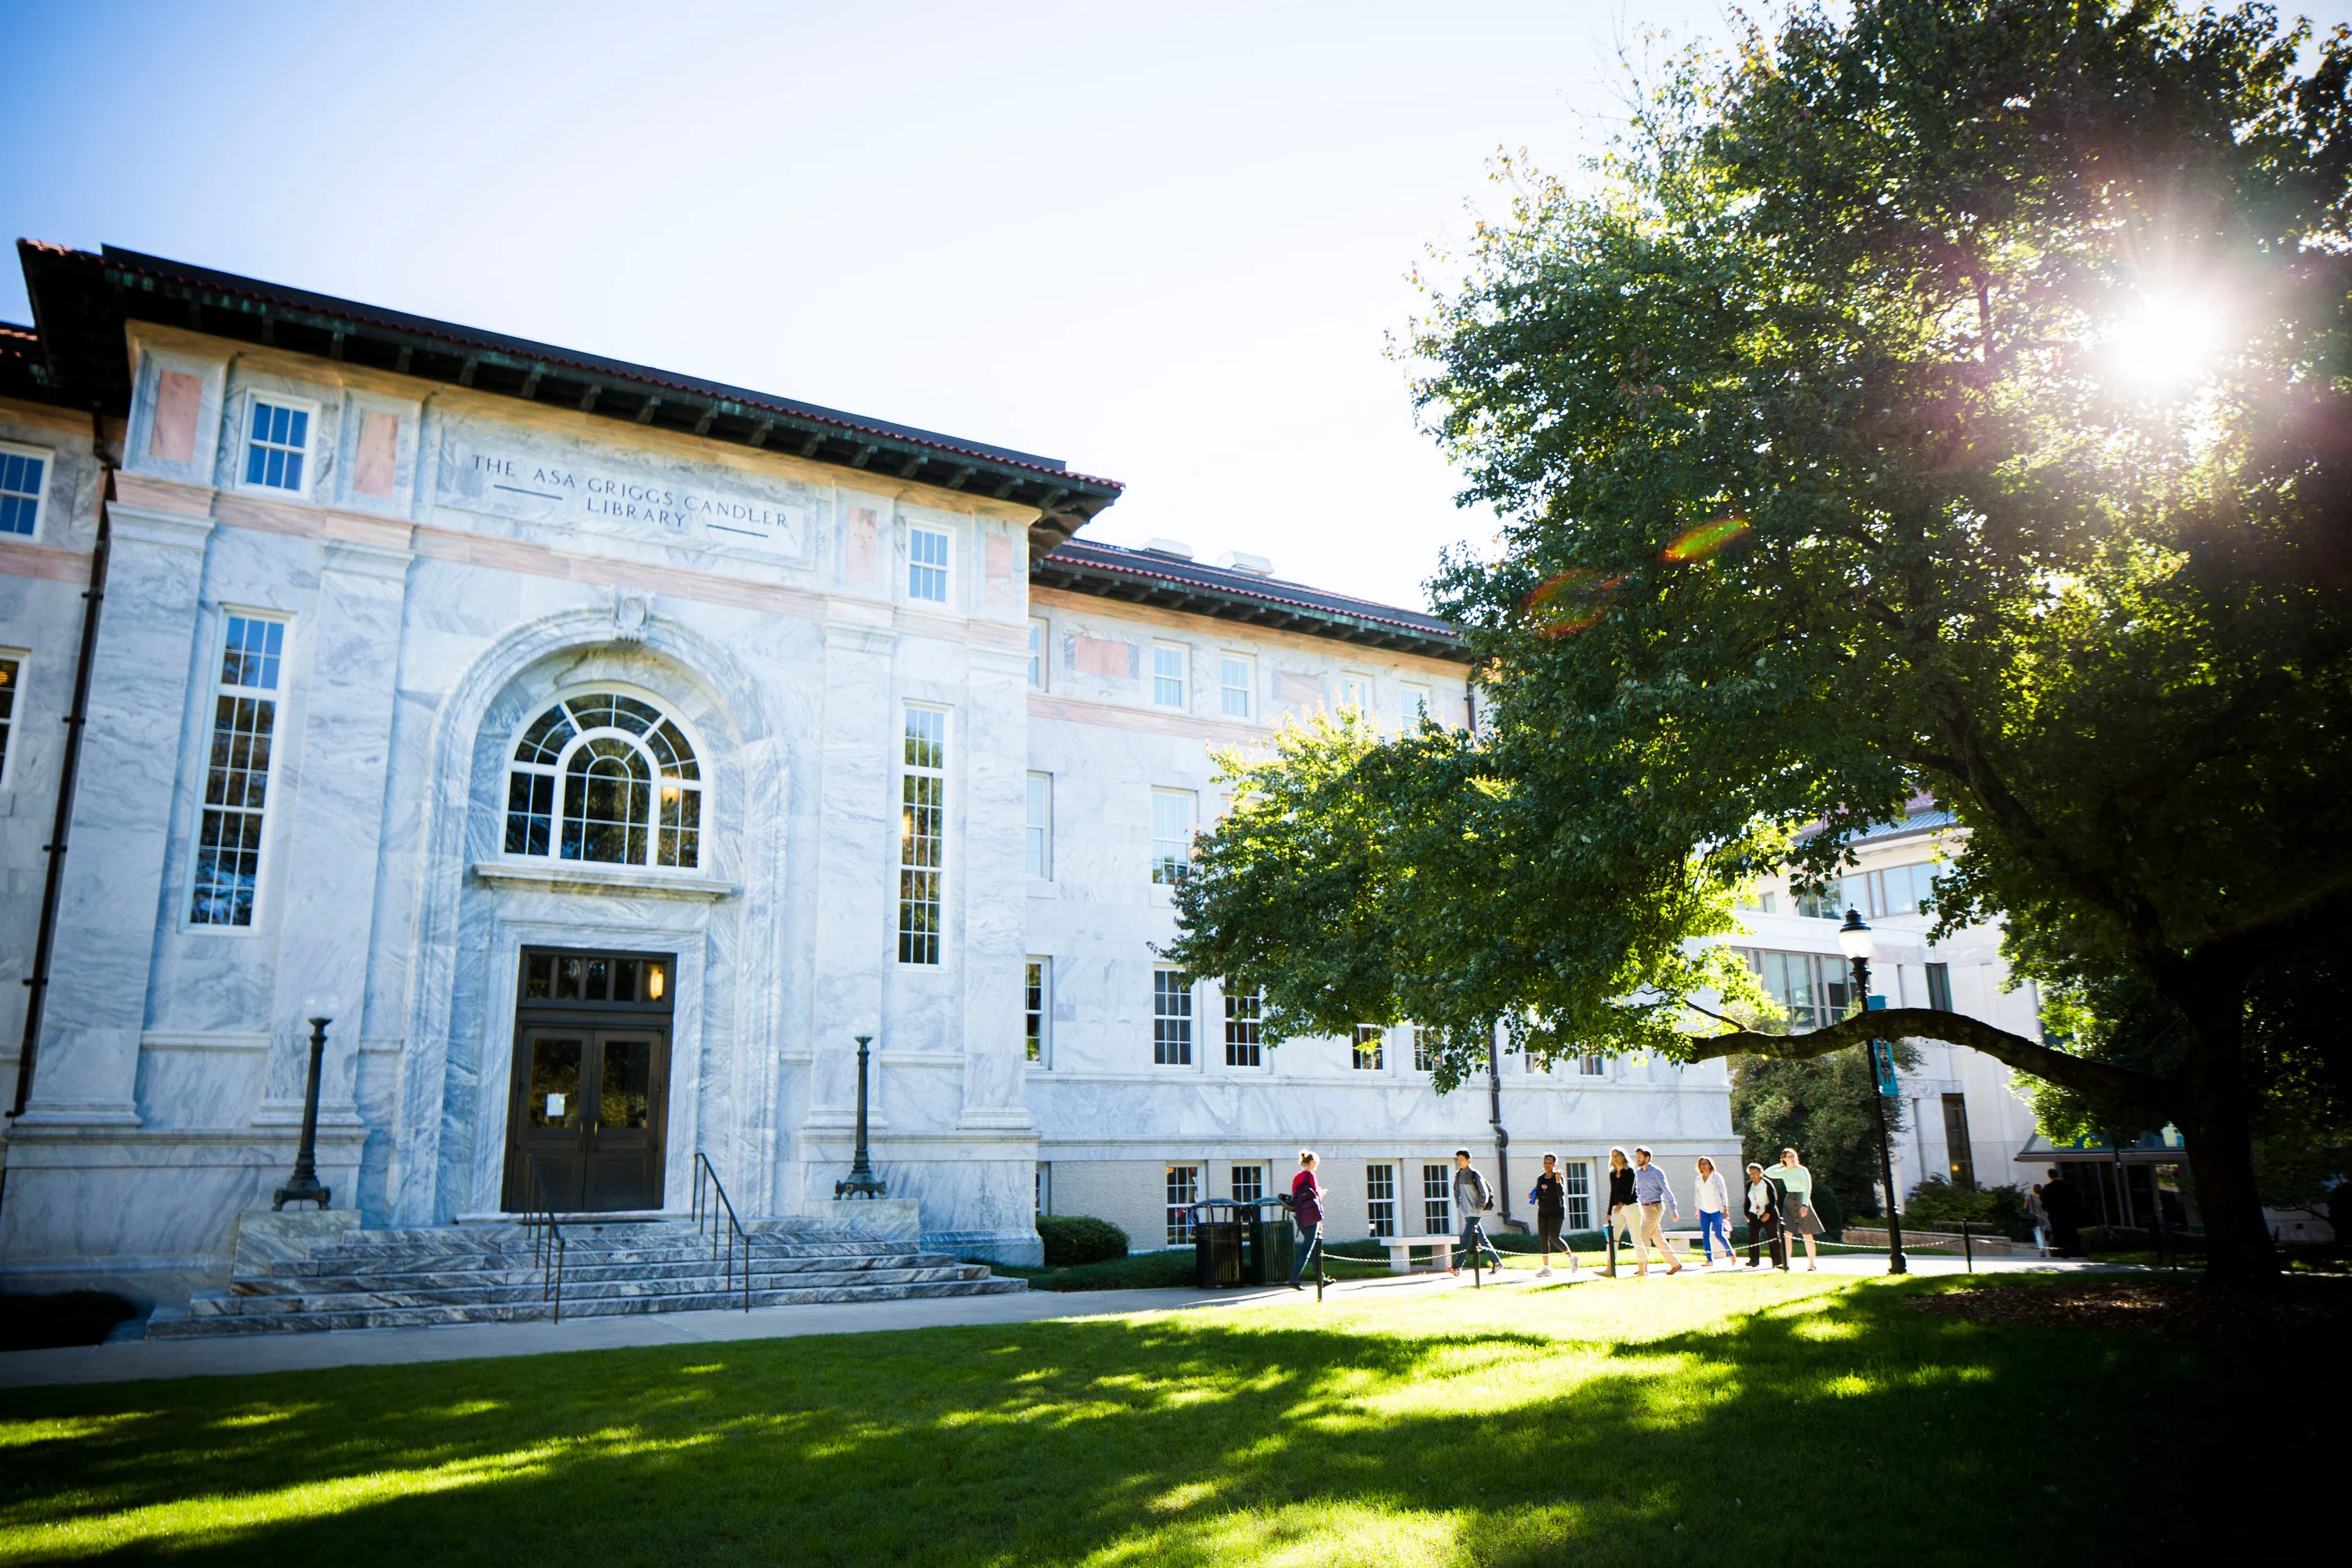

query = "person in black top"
[1606, 1148, 1639, 1253]
[1528, 1152, 1575, 1278]
[2041, 1165, 2086, 1258]
[1742, 1160, 1787, 1270]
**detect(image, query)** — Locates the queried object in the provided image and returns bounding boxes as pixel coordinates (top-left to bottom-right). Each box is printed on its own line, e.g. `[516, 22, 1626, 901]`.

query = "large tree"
[1168, 1, 2352, 1283]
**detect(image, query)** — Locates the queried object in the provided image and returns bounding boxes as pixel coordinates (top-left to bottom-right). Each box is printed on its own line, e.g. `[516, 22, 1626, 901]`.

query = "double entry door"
[501, 947, 674, 1214]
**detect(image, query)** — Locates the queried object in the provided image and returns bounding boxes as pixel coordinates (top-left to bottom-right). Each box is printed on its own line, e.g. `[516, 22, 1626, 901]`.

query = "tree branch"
[1683, 1007, 2183, 1117]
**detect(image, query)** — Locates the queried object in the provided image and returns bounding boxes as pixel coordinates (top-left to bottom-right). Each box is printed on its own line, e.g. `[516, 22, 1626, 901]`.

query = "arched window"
[504, 691, 702, 869]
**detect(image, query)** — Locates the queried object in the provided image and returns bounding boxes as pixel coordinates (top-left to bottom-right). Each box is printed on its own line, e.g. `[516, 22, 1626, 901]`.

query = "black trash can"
[1192, 1203, 1244, 1288]
[1246, 1203, 1295, 1285]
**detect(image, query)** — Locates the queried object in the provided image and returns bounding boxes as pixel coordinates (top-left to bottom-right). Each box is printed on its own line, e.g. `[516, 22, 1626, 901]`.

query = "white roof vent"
[1219, 551, 1273, 577]
[1142, 537, 1196, 560]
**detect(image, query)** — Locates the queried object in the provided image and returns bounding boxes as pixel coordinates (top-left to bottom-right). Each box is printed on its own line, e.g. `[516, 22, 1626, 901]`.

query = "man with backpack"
[1447, 1148, 1504, 1276]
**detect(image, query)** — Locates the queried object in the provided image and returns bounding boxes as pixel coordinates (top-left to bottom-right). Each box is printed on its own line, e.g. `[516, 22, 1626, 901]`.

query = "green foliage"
[1036, 1216, 1128, 1268]
[1730, 1047, 1916, 1220]
[1171, 0, 2352, 1276]
[1904, 1178, 2032, 1242]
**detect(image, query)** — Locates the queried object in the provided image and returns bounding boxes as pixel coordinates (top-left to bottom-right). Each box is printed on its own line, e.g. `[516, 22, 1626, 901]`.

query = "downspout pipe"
[10, 419, 111, 1119]
[1488, 1020, 1528, 1233]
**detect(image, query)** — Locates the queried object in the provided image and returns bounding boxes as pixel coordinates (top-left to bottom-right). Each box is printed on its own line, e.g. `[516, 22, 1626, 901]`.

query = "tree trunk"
[2173, 978, 2278, 1286]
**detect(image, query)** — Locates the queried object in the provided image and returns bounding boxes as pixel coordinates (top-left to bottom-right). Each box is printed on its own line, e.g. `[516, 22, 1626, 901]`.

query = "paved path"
[0, 1250, 2125, 1391]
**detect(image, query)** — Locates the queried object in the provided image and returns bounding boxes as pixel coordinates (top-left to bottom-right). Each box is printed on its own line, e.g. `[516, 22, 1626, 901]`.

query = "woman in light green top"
[1775, 1148, 1821, 1271]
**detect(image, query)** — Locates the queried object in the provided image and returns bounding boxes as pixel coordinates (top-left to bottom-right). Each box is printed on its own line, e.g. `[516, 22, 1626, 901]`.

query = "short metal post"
[1961, 1218, 1973, 1273]
[273, 1017, 332, 1210]
[1606, 1220, 1618, 1278]
[836, 1034, 886, 1200]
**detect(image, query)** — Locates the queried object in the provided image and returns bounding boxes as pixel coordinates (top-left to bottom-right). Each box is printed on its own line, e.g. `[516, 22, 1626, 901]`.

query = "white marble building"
[0, 245, 1739, 1299]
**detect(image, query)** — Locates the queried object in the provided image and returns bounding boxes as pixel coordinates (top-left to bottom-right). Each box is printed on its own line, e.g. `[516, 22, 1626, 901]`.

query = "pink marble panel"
[847, 506, 878, 581]
[148, 370, 201, 463]
[1074, 636, 1133, 679]
[353, 411, 400, 496]
[984, 532, 1016, 605]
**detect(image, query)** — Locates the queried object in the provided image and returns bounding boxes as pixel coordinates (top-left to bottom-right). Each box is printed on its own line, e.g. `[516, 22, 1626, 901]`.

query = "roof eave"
[1030, 554, 1469, 662]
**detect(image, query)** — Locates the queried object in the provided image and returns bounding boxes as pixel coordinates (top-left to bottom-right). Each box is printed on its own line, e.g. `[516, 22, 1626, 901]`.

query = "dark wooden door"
[503, 947, 675, 1214]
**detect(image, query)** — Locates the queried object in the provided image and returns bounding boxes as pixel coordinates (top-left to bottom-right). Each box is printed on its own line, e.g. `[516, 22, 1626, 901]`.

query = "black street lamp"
[273, 1016, 332, 1211]
[1837, 910, 1907, 1276]
[836, 1034, 886, 1200]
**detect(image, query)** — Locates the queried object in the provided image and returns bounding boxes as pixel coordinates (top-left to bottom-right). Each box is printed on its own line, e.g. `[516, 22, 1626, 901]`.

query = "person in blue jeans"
[1693, 1155, 1733, 1266]
[1447, 1149, 1503, 1276]
[1287, 1150, 1334, 1289]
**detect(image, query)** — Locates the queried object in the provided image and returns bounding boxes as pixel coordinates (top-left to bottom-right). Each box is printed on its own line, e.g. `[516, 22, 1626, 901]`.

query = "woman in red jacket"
[1287, 1150, 1334, 1290]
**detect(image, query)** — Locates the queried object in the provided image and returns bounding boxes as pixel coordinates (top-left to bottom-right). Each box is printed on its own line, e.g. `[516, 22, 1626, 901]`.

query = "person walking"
[1630, 1146, 1683, 1276]
[1447, 1149, 1503, 1276]
[1606, 1148, 1639, 1261]
[1744, 1160, 1788, 1270]
[2026, 1182, 2051, 1258]
[2041, 1165, 2086, 1258]
[1286, 1150, 1334, 1290]
[1693, 1156, 1733, 1267]
[1773, 1148, 1822, 1270]
[1528, 1152, 1575, 1278]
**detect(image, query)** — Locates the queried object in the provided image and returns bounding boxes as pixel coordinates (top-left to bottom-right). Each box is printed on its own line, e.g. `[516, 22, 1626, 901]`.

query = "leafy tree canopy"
[1169, 0, 2352, 1279]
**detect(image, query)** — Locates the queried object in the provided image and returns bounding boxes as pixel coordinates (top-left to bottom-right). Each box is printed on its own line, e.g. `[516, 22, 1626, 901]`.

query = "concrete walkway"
[0, 1249, 2123, 1391]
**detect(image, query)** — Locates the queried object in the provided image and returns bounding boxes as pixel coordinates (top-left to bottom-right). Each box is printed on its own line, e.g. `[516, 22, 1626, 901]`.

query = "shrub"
[1904, 1177, 2031, 1241]
[1036, 1215, 1128, 1267]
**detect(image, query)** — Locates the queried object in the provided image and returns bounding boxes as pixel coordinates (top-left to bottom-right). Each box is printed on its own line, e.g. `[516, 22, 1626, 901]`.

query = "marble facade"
[0, 250, 1743, 1297]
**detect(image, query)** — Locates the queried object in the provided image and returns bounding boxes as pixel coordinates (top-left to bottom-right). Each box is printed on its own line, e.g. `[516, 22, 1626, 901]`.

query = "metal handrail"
[692, 1152, 752, 1312]
[521, 1154, 568, 1323]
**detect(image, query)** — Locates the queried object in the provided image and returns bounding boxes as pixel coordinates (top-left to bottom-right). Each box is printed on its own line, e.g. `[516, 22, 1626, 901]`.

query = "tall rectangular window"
[1224, 988, 1263, 1067]
[1025, 771, 1051, 878]
[1399, 684, 1430, 724]
[1744, 949, 1829, 1029]
[1151, 788, 1196, 884]
[1367, 1163, 1397, 1238]
[1025, 957, 1050, 1064]
[1926, 962, 1954, 1011]
[1165, 1164, 1200, 1245]
[0, 653, 18, 785]
[1338, 676, 1367, 710]
[1412, 1026, 1436, 1073]
[0, 446, 49, 536]
[1352, 1025, 1385, 1071]
[908, 527, 950, 603]
[191, 614, 285, 927]
[243, 399, 310, 492]
[1219, 654, 1253, 718]
[1027, 618, 1048, 688]
[1942, 1094, 1976, 1186]
[1562, 1160, 1592, 1231]
[1153, 968, 1192, 1065]
[898, 706, 946, 964]
[1578, 1052, 1606, 1076]
[1422, 1163, 1452, 1235]
[1152, 642, 1186, 707]
[1231, 1164, 1265, 1203]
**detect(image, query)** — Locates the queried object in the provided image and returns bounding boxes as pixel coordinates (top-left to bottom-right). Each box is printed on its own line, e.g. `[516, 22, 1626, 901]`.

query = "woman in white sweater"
[1693, 1156, 1733, 1266]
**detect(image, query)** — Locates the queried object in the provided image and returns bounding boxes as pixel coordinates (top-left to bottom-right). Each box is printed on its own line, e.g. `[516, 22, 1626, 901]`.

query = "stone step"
[281, 1236, 912, 1273]
[242, 1250, 967, 1295]
[146, 1275, 1025, 1337]
[198, 1263, 985, 1316]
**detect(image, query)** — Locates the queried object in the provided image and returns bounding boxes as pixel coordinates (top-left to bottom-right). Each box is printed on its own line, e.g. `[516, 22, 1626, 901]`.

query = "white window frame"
[184, 608, 290, 934]
[0, 647, 26, 789]
[1562, 1159, 1593, 1232]
[907, 525, 953, 605]
[0, 440, 55, 542]
[1218, 652, 1254, 719]
[1223, 985, 1265, 1069]
[499, 688, 710, 873]
[897, 703, 951, 965]
[1152, 641, 1187, 709]
[1229, 1163, 1266, 1203]
[1153, 967, 1194, 1065]
[1027, 617, 1049, 689]
[1422, 1163, 1453, 1235]
[1166, 1164, 1201, 1245]
[1411, 1025, 1436, 1073]
[1399, 683, 1431, 725]
[234, 390, 321, 499]
[1025, 956, 1051, 1065]
[1367, 1163, 1398, 1239]
[1338, 673, 1370, 712]
[1151, 788, 1196, 885]
[1025, 771, 1052, 879]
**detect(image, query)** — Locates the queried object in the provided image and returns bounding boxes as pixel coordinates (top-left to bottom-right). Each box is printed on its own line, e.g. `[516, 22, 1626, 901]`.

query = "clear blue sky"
[7, 1, 2349, 611]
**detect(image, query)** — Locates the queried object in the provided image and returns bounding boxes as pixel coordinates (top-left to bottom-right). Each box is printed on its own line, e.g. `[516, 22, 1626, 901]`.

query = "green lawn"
[0, 1273, 2315, 1564]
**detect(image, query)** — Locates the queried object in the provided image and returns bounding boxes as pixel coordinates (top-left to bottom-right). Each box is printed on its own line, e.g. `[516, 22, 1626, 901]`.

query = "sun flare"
[2102, 293, 2227, 392]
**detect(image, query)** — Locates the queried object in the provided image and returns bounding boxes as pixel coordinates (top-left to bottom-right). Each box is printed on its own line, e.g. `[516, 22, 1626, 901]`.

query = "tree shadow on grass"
[0, 1279, 2326, 1566]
